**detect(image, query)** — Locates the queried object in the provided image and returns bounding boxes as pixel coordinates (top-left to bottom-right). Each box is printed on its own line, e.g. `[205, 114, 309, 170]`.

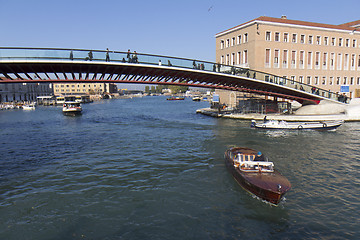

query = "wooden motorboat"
[166, 96, 185, 100]
[251, 120, 343, 130]
[62, 101, 82, 116]
[224, 147, 291, 205]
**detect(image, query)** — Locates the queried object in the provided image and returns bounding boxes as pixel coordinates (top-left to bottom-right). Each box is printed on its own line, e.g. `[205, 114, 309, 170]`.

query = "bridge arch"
[0, 47, 346, 104]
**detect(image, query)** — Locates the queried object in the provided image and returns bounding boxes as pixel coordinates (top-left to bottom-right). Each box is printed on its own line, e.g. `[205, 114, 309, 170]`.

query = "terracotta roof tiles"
[216, 16, 360, 36]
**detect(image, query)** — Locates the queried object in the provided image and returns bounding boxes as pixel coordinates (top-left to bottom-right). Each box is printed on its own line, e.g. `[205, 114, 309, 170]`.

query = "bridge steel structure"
[0, 47, 345, 104]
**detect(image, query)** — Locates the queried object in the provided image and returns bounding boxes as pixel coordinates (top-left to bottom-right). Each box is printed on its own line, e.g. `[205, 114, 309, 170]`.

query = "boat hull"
[224, 148, 291, 205]
[254, 120, 343, 130]
[63, 110, 82, 116]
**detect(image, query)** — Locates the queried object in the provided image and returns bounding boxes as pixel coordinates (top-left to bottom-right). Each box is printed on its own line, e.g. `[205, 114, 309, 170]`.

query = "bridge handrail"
[0, 47, 346, 102]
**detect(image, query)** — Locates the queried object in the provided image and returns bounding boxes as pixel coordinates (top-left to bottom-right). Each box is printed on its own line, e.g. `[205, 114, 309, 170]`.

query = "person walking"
[88, 50, 93, 61]
[105, 48, 110, 62]
[132, 51, 138, 63]
[127, 49, 131, 62]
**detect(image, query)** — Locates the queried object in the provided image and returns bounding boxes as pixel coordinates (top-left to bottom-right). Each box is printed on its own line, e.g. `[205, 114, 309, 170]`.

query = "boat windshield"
[233, 152, 274, 172]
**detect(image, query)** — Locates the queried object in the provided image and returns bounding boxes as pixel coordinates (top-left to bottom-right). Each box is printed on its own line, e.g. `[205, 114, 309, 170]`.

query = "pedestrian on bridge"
[127, 49, 131, 62]
[132, 51, 138, 63]
[88, 50, 93, 61]
[106, 48, 110, 62]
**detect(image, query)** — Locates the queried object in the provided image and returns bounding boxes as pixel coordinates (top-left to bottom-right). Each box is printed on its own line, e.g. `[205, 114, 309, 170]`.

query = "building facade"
[53, 82, 117, 96]
[216, 16, 360, 99]
[0, 83, 53, 103]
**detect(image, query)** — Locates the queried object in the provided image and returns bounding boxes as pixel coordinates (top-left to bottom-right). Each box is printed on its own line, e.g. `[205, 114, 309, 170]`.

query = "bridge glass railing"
[0, 47, 344, 102]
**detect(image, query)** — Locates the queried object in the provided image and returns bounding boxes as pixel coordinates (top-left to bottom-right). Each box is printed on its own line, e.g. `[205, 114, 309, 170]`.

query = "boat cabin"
[231, 151, 274, 173]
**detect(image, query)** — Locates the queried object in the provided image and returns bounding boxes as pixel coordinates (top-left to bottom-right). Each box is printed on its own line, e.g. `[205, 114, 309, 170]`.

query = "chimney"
[281, 15, 287, 19]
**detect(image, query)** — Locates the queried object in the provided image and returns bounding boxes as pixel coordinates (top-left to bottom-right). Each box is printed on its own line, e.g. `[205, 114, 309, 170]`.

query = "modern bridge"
[0, 47, 345, 104]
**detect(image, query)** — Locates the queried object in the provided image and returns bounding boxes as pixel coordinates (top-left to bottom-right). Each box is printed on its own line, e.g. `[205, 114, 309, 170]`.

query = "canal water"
[0, 96, 359, 239]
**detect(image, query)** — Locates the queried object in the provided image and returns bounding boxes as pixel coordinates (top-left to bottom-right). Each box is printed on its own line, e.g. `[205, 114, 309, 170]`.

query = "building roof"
[216, 16, 360, 37]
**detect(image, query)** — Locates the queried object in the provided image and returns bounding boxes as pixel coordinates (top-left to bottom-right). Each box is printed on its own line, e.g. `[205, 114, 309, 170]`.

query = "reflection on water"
[0, 97, 359, 239]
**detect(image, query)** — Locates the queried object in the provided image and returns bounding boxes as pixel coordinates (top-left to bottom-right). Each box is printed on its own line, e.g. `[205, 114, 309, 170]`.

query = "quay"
[197, 99, 360, 122]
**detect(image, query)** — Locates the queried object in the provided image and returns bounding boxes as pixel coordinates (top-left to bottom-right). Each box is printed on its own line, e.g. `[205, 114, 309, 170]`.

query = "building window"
[331, 37, 336, 46]
[291, 51, 296, 68]
[232, 37, 235, 46]
[323, 52, 328, 68]
[357, 77, 360, 85]
[275, 32, 280, 41]
[237, 35, 242, 44]
[330, 53, 335, 69]
[350, 77, 354, 85]
[308, 35, 313, 44]
[339, 38, 343, 47]
[307, 76, 311, 84]
[299, 51, 304, 68]
[284, 33, 288, 42]
[322, 77, 326, 85]
[329, 77, 333, 85]
[351, 54, 356, 69]
[274, 49, 279, 67]
[226, 39, 230, 48]
[315, 52, 320, 68]
[237, 52, 242, 65]
[221, 55, 224, 64]
[231, 52, 235, 65]
[336, 77, 340, 85]
[244, 33, 248, 43]
[316, 36, 321, 45]
[345, 39, 349, 47]
[292, 33, 297, 43]
[226, 54, 230, 65]
[314, 76, 319, 85]
[220, 40, 224, 49]
[299, 76, 303, 83]
[324, 37, 328, 45]
[307, 52, 313, 69]
[300, 34, 305, 43]
[353, 39, 357, 48]
[343, 77, 347, 85]
[337, 53, 342, 70]
[244, 50, 248, 63]
[265, 49, 270, 67]
[283, 50, 288, 67]
[265, 32, 271, 41]
[344, 54, 349, 70]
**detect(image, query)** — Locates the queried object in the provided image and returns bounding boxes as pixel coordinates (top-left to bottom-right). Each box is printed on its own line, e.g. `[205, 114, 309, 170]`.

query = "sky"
[1, 0, 359, 89]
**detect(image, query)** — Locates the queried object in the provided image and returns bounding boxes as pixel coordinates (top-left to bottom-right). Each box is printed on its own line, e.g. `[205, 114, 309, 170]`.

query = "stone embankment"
[197, 98, 360, 122]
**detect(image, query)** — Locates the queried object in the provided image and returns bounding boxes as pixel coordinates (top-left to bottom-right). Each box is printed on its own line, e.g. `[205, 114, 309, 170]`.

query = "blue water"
[1, 96, 360, 239]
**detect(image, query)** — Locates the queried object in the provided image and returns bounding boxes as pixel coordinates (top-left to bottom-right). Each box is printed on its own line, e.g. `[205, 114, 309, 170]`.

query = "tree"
[168, 85, 188, 94]
[151, 86, 156, 93]
[145, 86, 150, 93]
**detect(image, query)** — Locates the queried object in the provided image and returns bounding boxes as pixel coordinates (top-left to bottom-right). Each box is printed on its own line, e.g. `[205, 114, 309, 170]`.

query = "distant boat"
[251, 120, 343, 130]
[192, 96, 202, 101]
[62, 101, 82, 116]
[22, 103, 36, 110]
[224, 147, 291, 205]
[166, 96, 185, 100]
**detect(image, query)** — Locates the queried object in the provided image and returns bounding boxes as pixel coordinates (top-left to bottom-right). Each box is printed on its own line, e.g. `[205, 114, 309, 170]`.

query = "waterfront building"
[215, 16, 360, 106]
[53, 82, 118, 96]
[0, 82, 53, 103]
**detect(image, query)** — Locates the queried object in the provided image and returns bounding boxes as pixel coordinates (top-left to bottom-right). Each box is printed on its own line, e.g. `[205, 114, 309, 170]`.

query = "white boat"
[22, 103, 36, 110]
[62, 101, 82, 115]
[251, 119, 343, 130]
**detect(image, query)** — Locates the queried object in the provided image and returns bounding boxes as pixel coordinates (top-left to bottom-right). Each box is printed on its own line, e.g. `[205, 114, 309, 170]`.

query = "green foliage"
[145, 86, 150, 93]
[168, 85, 188, 94]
